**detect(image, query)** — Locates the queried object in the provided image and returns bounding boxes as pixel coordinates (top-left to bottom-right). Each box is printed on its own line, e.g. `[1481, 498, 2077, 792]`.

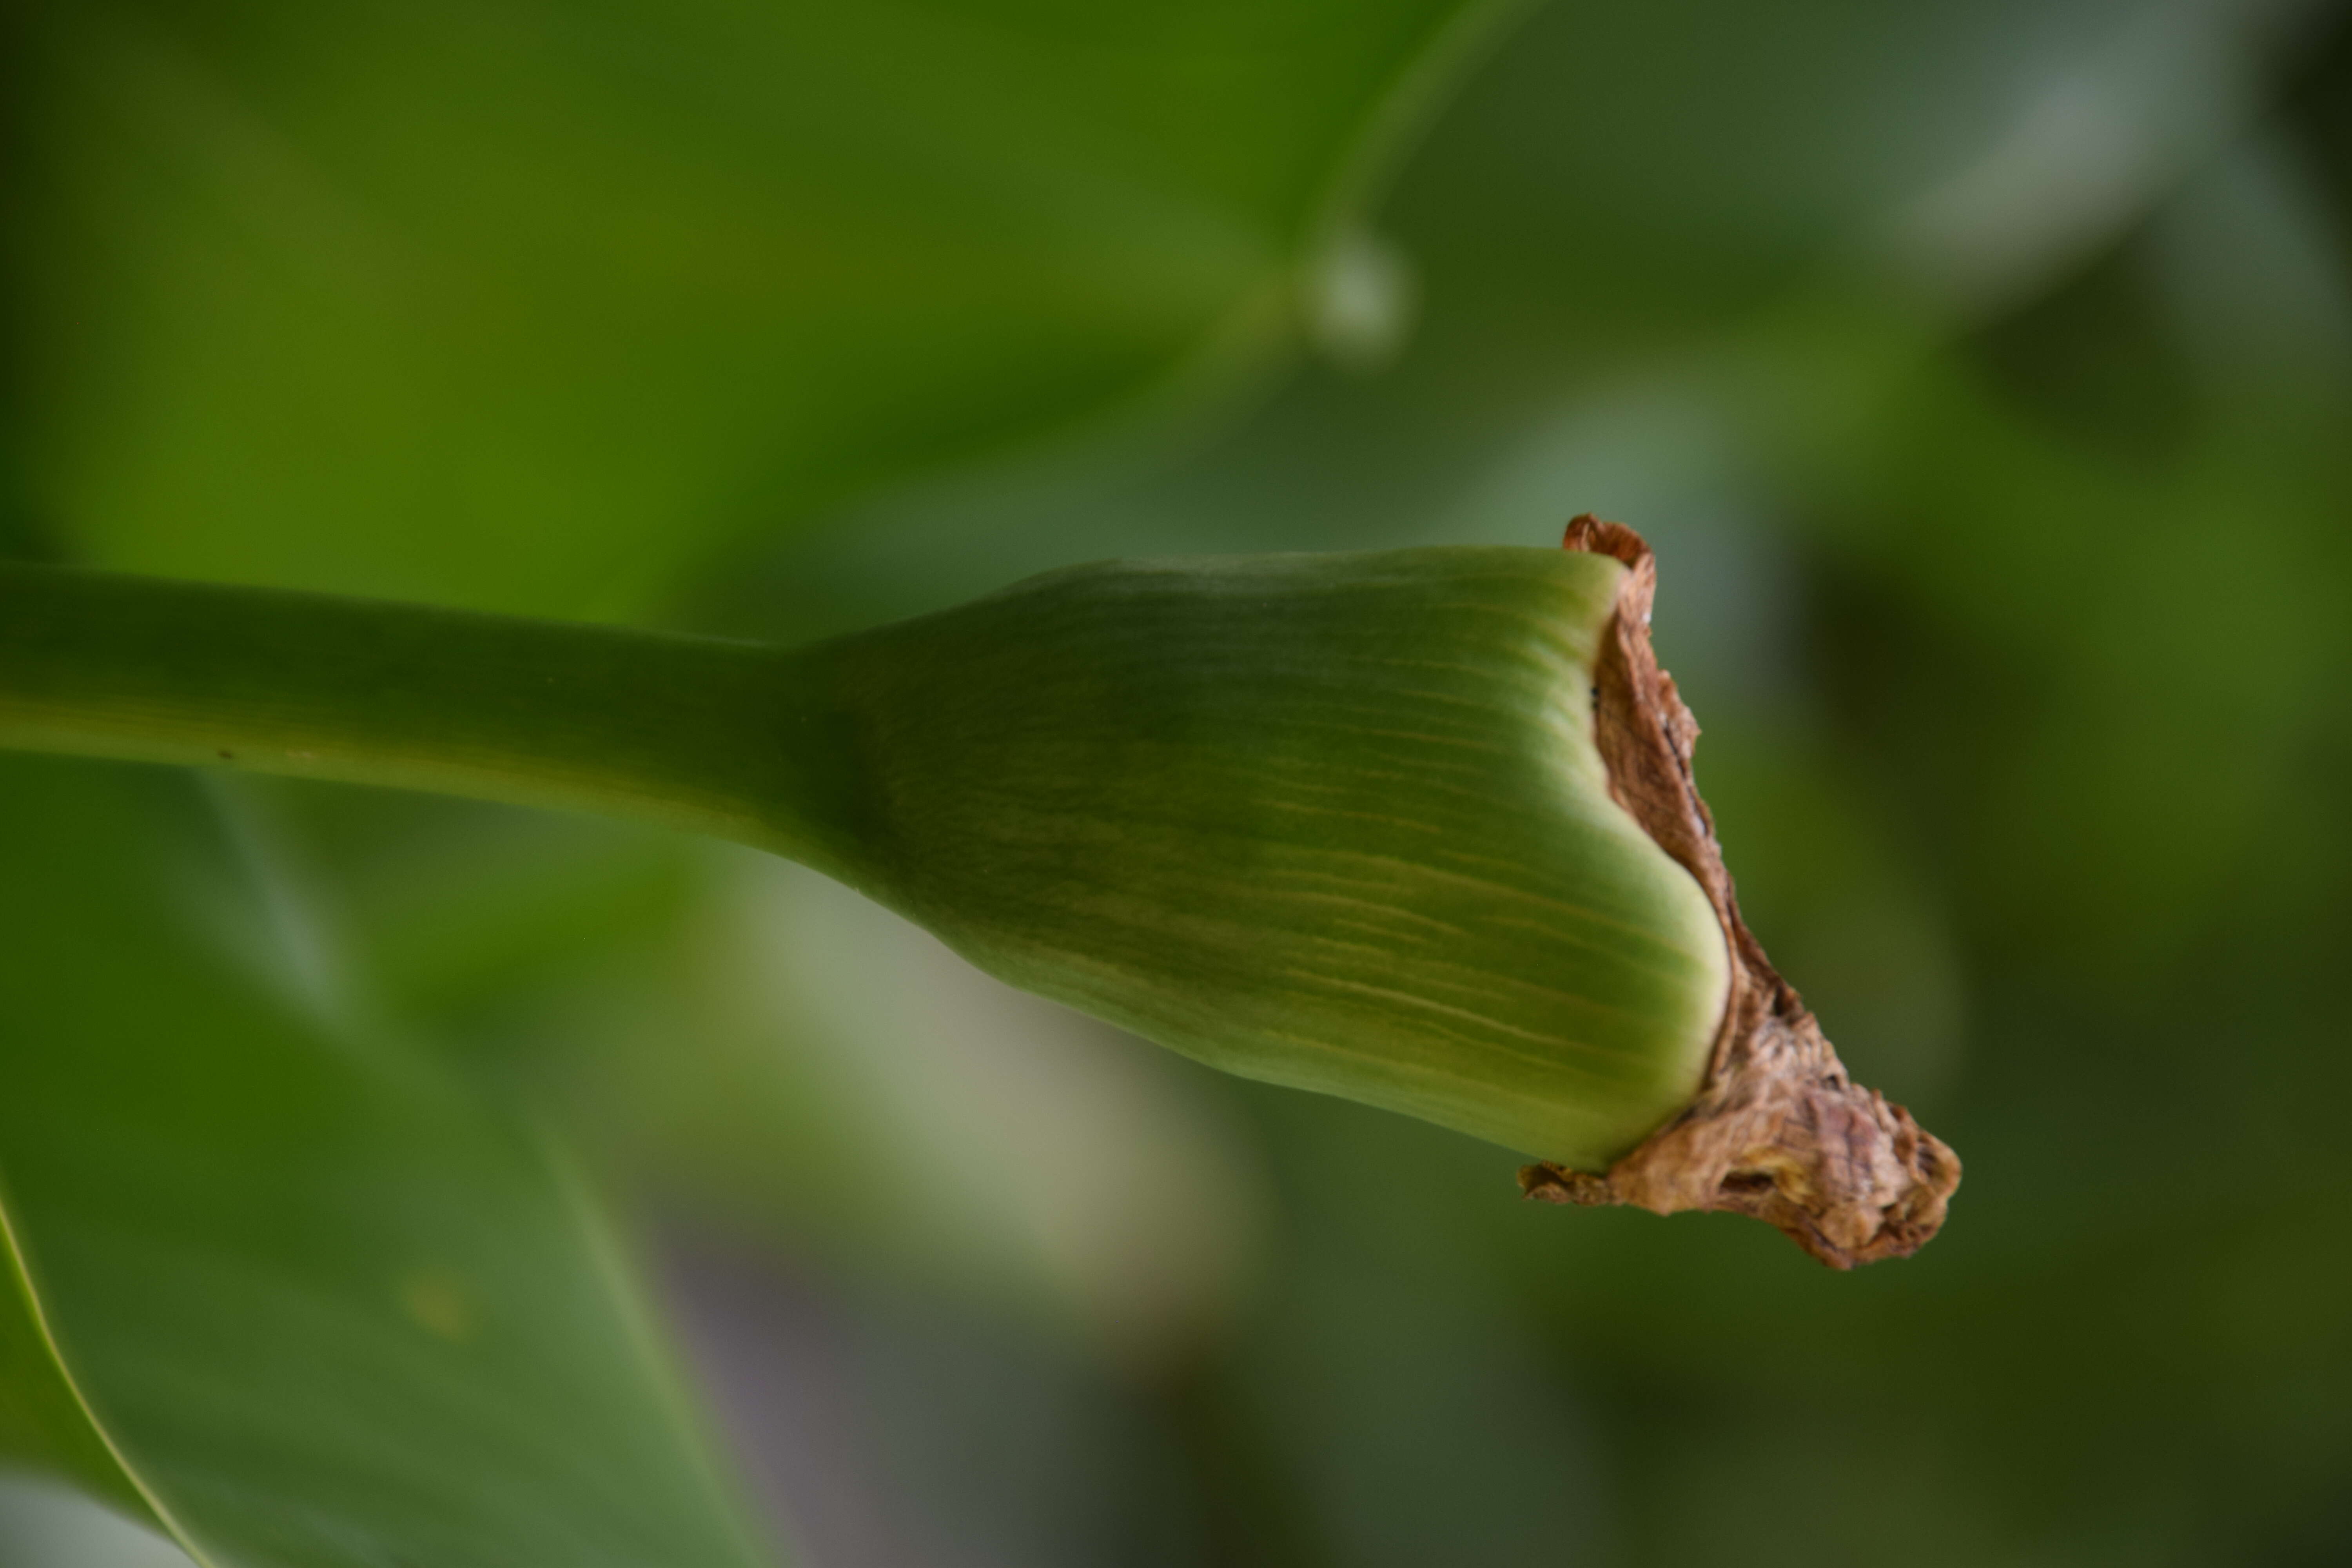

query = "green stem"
[0, 564, 869, 879]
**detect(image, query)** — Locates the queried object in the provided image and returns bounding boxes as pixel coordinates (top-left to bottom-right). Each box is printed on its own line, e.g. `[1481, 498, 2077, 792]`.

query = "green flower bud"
[816, 519, 1958, 1266]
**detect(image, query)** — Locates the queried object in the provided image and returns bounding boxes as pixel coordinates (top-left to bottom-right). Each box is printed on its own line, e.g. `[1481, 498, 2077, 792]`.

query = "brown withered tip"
[1522, 516, 1961, 1269]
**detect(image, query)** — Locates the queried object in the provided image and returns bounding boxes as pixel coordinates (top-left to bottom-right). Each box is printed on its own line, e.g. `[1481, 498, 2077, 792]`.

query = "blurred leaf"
[6, 0, 1502, 617]
[0, 755, 771, 1568]
[706, 0, 2303, 639]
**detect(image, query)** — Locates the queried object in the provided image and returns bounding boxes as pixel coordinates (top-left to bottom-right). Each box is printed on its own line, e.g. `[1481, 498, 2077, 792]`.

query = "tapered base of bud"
[1528, 518, 1961, 1269]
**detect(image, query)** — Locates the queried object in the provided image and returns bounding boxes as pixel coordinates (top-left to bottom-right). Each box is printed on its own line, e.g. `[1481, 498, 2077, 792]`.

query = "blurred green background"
[6, 0, 2352, 1562]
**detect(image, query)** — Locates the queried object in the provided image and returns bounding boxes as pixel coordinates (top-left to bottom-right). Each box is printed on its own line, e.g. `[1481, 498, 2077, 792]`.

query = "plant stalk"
[0, 564, 871, 880]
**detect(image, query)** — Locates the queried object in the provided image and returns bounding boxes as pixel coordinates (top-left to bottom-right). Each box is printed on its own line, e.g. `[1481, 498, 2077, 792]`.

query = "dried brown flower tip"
[1519, 517, 1960, 1268]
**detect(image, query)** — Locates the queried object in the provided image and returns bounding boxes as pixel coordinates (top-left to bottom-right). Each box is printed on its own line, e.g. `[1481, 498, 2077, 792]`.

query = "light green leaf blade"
[0, 755, 771, 1568]
[11, 0, 1504, 617]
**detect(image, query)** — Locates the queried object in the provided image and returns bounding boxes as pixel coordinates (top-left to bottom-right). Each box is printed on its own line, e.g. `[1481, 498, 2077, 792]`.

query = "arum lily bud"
[0, 521, 1956, 1264]
[818, 519, 1958, 1266]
